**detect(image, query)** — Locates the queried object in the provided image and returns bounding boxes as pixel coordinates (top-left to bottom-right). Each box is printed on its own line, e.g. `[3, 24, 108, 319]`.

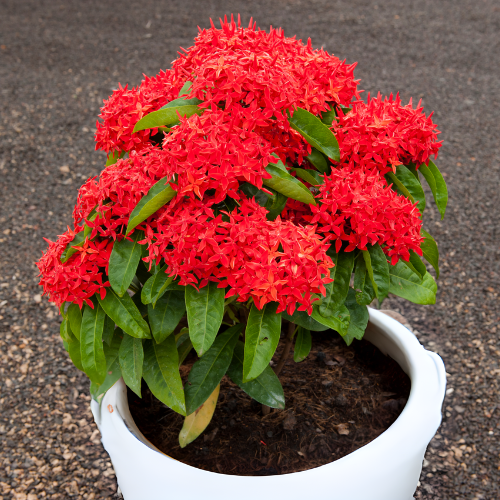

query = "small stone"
[454, 405, 466, 413]
[382, 399, 400, 412]
[266, 431, 273, 438]
[33, 294, 42, 303]
[282, 413, 297, 431]
[334, 423, 350, 435]
[59, 165, 70, 173]
[334, 394, 347, 407]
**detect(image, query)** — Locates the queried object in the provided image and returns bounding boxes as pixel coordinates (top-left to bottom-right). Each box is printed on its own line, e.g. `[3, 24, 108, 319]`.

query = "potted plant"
[36, 15, 448, 499]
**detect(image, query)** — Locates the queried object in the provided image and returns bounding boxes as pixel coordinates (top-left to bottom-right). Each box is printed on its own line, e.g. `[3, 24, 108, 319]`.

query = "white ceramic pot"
[91, 308, 446, 500]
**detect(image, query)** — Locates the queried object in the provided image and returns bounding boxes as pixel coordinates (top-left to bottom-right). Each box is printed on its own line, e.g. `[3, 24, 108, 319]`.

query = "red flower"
[333, 93, 442, 175]
[310, 168, 423, 264]
[36, 228, 112, 309]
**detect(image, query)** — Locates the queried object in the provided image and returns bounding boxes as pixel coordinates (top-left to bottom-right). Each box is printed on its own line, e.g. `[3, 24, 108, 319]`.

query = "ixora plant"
[37, 16, 447, 449]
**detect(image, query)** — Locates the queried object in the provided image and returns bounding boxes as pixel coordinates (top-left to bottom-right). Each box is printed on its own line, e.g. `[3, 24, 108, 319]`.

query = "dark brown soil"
[128, 331, 411, 476]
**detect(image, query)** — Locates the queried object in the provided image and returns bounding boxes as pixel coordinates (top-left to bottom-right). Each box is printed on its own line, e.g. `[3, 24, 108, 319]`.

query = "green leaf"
[263, 163, 316, 205]
[102, 314, 116, 346]
[105, 150, 126, 166]
[177, 81, 193, 97]
[293, 168, 324, 186]
[320, 107, 336, 126]
[239, 183, 288, 220]
[419, 160, 448, 219]
[243, 303, 281, 382]
[389, 261, 437, 304]
[90, 333, 123, 402]
[394, 165, 426, 212]
[66, 324, 84, 372]
[227, 341, 285, 409]
[293, 327, 312, 362]
[119, 333, 144, 397]
[98, 289, 151, 339]
[289, 107, 340, 161]
[141, 264, 174, 306]
[311, 303, 350, 336]
[363, 244, 390, 303]
[108, 231, 143, 296]
[185, 282, 225, 356]
[306, 148, 329, 173]
[402, 250, 428, 280]
[177, 335, 193, 366]
[319, 250, 354, 317]
[133, 104, 203, 132]
[60, 231, 86, 263]
[353, 255, 376, 306]
[80, 302, 107, 385]
[143, 337, 186, 415]
[59, 318, 71, 343]
[66, 304, 82, 341]
[185, 324, 243, 415]
[126, 176, 176, 235]
[420, 229, 440, 278]
[148, 290, 186, 344]
[179, 384, 220, 448]
[282, 309, 329, 331]
[342, 288, 369, 346]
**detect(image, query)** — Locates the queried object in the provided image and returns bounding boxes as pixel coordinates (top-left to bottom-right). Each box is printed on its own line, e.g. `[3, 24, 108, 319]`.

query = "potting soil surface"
[1, 0, 499, 498]
[129, 332, 411, 475]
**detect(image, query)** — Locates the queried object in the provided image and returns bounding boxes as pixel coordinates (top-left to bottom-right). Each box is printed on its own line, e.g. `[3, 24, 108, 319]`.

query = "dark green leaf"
[90, 357, 121, 402]
[402, 250, 427, 280]
[311, 303, 350, 336]
[141, 264, 174, 306]
[363, 244, 390, 303]
[185, 324, 243, 414]
[102, 314, 115, 346]
[126, 176, 176, 235]
[394, 165, 426, 212]
[293, 327, 311, 362]
[98, 289, 151, 339]
[148, 291, 186, 344]
[263, 164, 316, 205]
[320, 107, 336, 126]
[143, 337, 186, 415]
[420, 229, 440, 278]
[243, 303, 281, 383]
[60, 318, 71, 343]
[185, 282, 225, 356]
[108, 231, 143, 296]
[342, 288, 369, 346]
[306, 148, 329, 173]
[353, 255, 376, 306]
[282, 309, 329, 331]
[289, 107, 340, 161]
[66, 324, 84, 372]
[67, 304, 82, 341]
[60, 231, 86, 263]
[319, 250, 354, 317]
[293, 168, 324, 186]
[119, 333, 144, 397]
[80, 302, 107, 385]
[389, 262, 437, 304]
[177, 336, 193, 366]
[133, 104, 203, 132]
[239, 183, 288, 220]
[419, 160, 448, 219]
[227, 341, 285, 409]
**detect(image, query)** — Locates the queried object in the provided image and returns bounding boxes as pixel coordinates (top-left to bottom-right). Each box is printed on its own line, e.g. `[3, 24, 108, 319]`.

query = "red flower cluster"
[38, 17, 440, 314]
[310, 168, 423, 264]
[73, 146, 167, 240]
[333, 93, 442, 175]
[36, 228, 112, 308]
[143, 198, 333, 314]
[94, 71, 183, 153]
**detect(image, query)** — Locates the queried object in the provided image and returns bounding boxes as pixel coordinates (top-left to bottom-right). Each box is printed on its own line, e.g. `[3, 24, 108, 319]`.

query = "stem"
[273, 321, 296, 377]
[262, 321, 296, 416]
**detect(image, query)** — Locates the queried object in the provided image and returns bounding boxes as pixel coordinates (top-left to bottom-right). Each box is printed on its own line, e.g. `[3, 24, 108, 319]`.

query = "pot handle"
[426, 350, 447, 405]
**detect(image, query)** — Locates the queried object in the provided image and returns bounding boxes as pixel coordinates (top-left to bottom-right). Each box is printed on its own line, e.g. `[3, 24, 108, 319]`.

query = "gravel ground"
[0, 0, 499, 498]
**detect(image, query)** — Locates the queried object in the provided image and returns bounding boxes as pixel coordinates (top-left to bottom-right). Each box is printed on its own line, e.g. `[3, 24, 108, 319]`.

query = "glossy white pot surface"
[91, 308, 446, 500]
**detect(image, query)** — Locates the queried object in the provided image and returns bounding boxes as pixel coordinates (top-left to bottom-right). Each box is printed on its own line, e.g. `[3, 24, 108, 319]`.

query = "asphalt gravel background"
[0, 0, 499, 498]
